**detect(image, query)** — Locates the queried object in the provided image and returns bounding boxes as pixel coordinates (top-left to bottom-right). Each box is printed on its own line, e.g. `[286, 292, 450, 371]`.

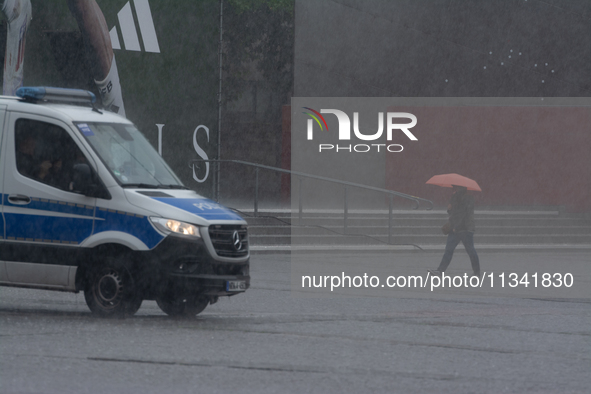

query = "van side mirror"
[71, 163, 110, 199]
[71, 163, 93, 195]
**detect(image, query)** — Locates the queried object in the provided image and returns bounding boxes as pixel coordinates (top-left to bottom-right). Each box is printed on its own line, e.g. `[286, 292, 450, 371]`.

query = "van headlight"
[150, 217, 201, 237]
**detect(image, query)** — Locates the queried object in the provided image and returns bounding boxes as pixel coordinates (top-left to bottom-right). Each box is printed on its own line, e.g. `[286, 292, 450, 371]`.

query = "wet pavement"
[1, 251, 590, 393]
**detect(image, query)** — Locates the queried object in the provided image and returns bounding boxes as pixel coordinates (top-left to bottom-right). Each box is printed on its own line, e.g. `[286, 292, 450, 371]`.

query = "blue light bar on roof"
[16, 86, 96, 104]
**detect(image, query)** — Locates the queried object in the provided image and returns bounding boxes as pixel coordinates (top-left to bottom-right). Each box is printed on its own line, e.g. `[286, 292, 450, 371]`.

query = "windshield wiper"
[121, 183, 161, 189]
[160, 184, 190, 190]
[121, 183, 189, 190]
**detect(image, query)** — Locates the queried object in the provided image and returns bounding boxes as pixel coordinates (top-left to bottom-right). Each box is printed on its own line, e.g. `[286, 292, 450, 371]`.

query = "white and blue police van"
[0, 87, 249, 317]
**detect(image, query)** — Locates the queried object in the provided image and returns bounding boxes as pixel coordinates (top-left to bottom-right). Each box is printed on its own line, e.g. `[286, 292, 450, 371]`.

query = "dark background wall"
[295, 0, 590, 97]
[293, 0, 591, 211]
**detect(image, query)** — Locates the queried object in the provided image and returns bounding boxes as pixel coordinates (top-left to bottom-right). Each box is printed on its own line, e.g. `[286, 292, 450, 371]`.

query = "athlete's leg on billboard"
[67, 0, 125, 116]
[2, 0, 32, 95]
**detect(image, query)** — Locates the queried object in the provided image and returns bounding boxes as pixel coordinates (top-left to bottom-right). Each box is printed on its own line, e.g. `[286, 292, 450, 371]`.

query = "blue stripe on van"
[1, 194, 164, 249]
[94, 207, 164, 249]
[3, 194, 94, 217]
[4, 213, 92, 244]
[152, 198, 244, 221]
[3, 193, 94, 244]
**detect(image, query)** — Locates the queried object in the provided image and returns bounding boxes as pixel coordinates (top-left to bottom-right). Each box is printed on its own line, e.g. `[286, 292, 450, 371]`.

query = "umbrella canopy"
[426, 173, 482, 192]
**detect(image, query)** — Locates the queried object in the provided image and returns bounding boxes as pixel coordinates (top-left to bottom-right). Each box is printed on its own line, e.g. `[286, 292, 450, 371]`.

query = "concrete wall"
[384, 101, 591, 211]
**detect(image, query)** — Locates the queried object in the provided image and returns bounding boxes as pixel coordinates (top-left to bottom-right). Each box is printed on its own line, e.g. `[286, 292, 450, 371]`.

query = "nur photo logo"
[302, 107, 418, 153]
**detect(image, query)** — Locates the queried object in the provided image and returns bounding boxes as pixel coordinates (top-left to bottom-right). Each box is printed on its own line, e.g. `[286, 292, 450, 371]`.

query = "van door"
[3, 113, 96, 289]
[0, 105, 7, 282]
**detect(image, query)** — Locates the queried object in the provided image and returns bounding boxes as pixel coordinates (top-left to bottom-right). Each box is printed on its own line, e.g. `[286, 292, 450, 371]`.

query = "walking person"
[429, 185, 480, 277]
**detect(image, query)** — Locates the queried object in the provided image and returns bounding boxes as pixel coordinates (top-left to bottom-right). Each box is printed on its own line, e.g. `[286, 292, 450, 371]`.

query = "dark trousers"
[437, 231, 480, 275]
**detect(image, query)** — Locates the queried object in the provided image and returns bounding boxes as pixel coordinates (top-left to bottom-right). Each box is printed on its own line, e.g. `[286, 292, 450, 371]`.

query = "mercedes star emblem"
[232, 230, 242, 251]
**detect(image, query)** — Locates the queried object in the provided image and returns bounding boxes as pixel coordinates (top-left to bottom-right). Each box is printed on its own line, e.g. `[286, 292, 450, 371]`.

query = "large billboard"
[2, 0, 223, 197]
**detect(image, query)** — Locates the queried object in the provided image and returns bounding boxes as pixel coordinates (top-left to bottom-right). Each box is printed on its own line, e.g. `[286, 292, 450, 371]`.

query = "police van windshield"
[76, 122, 185, 188]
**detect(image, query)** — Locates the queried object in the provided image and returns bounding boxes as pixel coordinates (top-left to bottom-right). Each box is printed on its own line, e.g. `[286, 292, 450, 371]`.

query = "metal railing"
[190, 159, 433, 243]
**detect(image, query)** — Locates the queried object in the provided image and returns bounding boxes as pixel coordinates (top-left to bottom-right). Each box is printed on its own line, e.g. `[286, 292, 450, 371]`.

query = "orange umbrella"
[426, 173, 482, 192]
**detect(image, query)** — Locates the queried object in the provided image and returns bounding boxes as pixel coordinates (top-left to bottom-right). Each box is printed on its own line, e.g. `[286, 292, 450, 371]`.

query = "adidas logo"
[109, 0, 160, 53]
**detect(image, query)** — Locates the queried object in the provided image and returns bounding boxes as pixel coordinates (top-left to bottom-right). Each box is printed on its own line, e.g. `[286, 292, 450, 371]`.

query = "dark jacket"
[448, 189, 476, 232]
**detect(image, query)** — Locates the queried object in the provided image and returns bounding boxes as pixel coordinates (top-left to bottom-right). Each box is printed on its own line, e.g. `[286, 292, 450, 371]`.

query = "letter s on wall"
[193, 125, 209, 183]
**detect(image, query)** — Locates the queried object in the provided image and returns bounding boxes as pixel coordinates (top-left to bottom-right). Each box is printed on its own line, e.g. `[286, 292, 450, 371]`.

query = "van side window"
[15, 119, 88, 191]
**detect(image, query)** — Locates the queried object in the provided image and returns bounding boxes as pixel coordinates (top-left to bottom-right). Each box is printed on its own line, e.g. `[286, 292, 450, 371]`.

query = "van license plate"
[226, 280, 246, 292]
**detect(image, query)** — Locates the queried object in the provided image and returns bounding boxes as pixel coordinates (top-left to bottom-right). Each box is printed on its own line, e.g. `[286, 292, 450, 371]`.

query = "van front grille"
[208, 225, 248, 258]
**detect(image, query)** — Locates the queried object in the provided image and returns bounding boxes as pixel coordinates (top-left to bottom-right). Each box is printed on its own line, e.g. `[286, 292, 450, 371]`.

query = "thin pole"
[216, 0, 223, 201]
[388, 194, 393, 244]
[344, 187, 348, 232]
[254, 167, 259, 217]
[298, 178, 303, 223]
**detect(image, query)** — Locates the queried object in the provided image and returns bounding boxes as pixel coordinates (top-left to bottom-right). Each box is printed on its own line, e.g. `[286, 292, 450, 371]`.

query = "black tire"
[156, 295, 209, 317]
[84, 257, 142, 317]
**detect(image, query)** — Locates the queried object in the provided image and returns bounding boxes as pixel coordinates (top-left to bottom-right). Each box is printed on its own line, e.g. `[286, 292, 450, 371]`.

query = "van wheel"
[156, 295, 209, 317]
[84, 258, 142, 317]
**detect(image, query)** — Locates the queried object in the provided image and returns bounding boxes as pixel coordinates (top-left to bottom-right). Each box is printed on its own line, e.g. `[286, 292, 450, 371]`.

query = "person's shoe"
[95, 55, 126, 117]
[428, 269, 442, 277]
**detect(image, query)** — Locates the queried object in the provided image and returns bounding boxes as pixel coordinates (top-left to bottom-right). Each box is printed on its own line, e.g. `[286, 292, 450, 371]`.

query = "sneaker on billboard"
[95, 55, 126, 117]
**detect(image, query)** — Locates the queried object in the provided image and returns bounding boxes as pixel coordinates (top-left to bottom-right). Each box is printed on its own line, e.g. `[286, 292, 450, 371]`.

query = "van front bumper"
[138, 232, 250, 298]
[166, 273, 250, 296]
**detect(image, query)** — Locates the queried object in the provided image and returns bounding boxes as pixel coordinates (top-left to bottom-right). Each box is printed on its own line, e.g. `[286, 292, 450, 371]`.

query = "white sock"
[2, 0, 32, 96]
[95, 55, 126, 117]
